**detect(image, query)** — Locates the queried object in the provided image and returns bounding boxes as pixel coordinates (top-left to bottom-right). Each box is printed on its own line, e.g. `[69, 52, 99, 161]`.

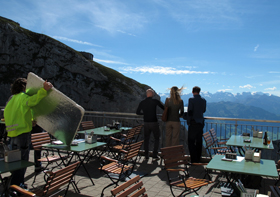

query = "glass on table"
[267, 137, 271, 145]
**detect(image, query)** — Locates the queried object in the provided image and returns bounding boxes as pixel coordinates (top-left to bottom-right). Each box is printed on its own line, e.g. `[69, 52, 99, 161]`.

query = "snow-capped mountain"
[159, 91, 280, 116]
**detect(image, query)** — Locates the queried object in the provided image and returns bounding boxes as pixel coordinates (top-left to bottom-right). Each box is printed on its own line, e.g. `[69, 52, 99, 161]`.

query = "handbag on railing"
[161, 98, 169, 122]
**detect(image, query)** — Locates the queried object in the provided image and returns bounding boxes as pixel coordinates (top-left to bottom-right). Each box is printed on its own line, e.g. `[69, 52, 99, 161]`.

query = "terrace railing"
[82, 111, 280, 161]
[1, 107, 280, 160]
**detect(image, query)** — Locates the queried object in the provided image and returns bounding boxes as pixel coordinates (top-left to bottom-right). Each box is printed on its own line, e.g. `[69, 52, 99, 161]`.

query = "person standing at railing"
[164, 86, 184, 147]
[187, 86, 206, 163]
[136, 89, 164, 160]
[4, 77, 53, 188]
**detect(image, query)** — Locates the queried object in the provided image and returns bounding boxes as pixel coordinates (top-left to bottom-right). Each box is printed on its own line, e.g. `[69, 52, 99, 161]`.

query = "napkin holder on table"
[225, 152, 237, 160]
[252, 151, 261, 163]
[5, 149, 21, 162]
[252, 127, 259, 138]
[245, 149, 254, 161]
[253, 130, 258, 137]
[86, 134, 97, 144]
[257, 131, 263, 138]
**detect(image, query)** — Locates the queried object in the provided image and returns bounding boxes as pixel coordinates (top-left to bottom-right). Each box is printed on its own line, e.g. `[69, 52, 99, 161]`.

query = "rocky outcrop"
[0, 16, 161, 112]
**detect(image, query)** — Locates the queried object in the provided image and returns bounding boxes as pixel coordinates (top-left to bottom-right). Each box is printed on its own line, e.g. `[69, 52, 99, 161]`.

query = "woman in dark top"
[164, 86, 184, 147]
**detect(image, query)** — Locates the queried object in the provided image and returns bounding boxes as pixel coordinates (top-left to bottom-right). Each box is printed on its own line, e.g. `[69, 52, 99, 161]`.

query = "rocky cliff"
[0, 16, 159, 112]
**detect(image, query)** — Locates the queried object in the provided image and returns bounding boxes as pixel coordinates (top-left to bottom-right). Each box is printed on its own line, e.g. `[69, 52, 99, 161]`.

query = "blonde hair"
[169, 86, 184, 105]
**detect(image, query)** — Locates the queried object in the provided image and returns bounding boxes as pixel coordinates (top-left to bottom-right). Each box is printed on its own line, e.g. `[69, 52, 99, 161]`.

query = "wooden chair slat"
[111, 175, 148, 197]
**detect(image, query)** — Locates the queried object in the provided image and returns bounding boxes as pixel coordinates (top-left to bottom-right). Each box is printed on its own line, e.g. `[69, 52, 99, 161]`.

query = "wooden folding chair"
[10, 161, 80, 197]
[99, 140, 144, 197]
[80, 121, 95, 130]
[209, 128, 228, 146]
[31, 132, 69, 187]
[108, 125, 143, 159]
[160, 145, 212, 197]
[111, 175, 148, 197]
[203, 130, 230, 158]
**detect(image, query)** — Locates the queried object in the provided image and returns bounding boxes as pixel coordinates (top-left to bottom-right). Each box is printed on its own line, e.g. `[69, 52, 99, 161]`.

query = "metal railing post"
[235, 120, 238, 135]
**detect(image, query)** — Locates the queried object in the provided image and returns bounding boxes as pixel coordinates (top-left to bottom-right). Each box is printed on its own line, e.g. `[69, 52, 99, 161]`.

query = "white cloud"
[218, 89, 233, 92]
[77, 1, 148, 34]
[52, 36, 102, 47]
[95, 58, 128, 65]
[153, 0, 241, 31]
[269, 71, 280, 74]
[239, 84, 255, 89]
[254, 44, 259, 52]
[117, 30, 136, 37]
[120, 66, 210, 75]
[265, 87, 277, 91]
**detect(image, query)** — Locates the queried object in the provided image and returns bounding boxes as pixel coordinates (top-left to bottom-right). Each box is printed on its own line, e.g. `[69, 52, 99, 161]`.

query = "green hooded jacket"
[4, 88, 47, 137]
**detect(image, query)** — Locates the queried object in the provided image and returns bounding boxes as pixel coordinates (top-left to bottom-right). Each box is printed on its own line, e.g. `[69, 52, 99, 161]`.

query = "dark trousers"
[144, 122, 160, 157]
[10, 132, 31, 186]
[188, 121, 204, 163]
[31, 125, 43, 168]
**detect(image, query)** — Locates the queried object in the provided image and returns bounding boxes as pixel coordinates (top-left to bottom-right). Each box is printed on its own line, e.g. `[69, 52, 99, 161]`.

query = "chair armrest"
[191, 162, 208, 166]
[120, 149, 128, 154]
[10, 185, 36, 197]
[100, 155, 118, 163]
[166, 168, 185, 172]
[211, 146, 228, 150]
[45, 170, 54, 176]
[110, 136, 121, 142]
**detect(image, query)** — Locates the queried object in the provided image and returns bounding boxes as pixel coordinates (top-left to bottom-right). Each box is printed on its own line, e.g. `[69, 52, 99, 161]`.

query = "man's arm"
[179, 100, 184, 117]
[187, 98, 193, 117]
[203, 99, 207, 113]
[157, 100, 164, 110]
[24, 80, 53, 107]
[136, 102, 143, 115]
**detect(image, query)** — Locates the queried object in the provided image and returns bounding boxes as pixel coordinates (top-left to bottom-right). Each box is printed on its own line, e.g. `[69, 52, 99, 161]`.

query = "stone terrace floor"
[1, 150, 278, 197]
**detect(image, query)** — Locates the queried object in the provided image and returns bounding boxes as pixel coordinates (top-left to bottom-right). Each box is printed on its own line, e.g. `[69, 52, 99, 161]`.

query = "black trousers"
[144, 122, 160, 157]
[188, 121, 204, 163]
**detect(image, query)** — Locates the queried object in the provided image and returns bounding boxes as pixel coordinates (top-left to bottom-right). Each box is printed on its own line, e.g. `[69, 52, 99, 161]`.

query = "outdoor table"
[78, 126, 132, 139]
[0, 160, 34, 196]
[226, 135, 274, 156]
[78, 126, 132, 155]
[42, 141, 106, 187]
[207, 155, 278, 184]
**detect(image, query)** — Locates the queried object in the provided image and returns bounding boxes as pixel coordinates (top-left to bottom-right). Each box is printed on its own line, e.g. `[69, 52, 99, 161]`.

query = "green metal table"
[42, 142, 106, 186]
[78, 126, 132, 137]
[207, 155, 278, 178]
[0, 160, 34, 196]
[226, 135, 274, 156]
[207, 155, 278, 195]
[78, 127, 132, 155]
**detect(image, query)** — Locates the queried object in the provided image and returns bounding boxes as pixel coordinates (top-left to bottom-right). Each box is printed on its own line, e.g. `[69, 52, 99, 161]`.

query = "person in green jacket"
[4, 77, 53, 188]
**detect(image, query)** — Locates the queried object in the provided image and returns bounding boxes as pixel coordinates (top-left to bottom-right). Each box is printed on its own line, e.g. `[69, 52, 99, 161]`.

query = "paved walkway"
[1, 150, 276, 196]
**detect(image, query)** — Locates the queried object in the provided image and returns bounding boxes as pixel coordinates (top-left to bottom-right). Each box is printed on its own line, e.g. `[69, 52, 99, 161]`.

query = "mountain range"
[160, 91, 280, 120]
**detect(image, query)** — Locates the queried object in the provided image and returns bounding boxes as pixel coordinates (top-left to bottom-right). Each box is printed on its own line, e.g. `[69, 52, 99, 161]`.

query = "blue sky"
[1, 0, 280, 96]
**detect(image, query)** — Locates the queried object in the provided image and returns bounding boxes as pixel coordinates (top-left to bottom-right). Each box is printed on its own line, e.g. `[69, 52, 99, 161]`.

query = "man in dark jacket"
[187, 86, 206, 163]
[136, 89, 164, 160]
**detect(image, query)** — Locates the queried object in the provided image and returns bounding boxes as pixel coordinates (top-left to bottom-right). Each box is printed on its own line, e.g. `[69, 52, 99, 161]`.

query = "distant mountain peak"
[159, 91, 280, 116]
